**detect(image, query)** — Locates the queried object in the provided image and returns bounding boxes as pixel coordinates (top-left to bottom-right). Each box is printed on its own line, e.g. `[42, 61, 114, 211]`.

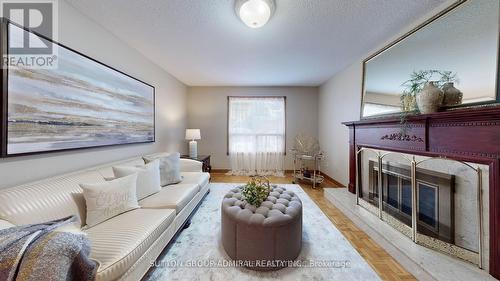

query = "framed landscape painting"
[0, 21, 155, 157]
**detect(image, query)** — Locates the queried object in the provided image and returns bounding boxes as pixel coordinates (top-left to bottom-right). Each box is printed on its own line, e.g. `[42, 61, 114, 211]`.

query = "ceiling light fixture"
[235, 0, 275, 28]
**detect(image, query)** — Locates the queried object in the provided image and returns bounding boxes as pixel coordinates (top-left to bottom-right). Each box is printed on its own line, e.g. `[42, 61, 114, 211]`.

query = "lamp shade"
[185, 129, 201, 140]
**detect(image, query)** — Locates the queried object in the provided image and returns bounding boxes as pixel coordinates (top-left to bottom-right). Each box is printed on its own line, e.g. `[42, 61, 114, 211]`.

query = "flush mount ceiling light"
[235, 0, 276, 28]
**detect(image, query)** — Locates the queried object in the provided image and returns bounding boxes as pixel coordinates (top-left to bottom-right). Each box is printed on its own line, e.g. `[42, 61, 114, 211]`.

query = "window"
[227, 96, 286, 154]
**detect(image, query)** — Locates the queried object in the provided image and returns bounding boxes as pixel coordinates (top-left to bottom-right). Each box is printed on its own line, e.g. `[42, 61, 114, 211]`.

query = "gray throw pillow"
[143, 153, 182, 186]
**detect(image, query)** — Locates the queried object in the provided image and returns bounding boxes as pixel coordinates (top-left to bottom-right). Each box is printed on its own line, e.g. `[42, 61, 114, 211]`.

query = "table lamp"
[185, 129, 201, 158]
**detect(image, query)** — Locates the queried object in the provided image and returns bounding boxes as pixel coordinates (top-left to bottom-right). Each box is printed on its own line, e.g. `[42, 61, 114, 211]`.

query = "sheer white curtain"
[227, 97, 285, 176]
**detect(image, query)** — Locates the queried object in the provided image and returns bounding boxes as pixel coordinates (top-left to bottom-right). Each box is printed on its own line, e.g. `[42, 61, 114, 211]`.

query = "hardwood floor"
[210, 172, 416, 281]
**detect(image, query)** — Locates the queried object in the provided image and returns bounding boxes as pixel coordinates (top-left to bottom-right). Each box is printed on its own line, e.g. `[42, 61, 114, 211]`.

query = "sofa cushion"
[85, 208, 175, 281]
[81, 174, 140, 228]
[112, 160, 161, 200]
[181, 172, 210, 188]
[139, 184, 199, 213]
[0, 171, 105, 227]
[143, 153, 182, 186]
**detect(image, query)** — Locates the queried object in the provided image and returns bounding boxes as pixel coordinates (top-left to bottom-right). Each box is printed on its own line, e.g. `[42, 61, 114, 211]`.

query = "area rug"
[146, 183, 380, 281]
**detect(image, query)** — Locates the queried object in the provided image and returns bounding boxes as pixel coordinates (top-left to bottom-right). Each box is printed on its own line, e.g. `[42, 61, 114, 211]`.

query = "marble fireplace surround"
[359, 150, 489, 267]
[343, 106, 500, 279]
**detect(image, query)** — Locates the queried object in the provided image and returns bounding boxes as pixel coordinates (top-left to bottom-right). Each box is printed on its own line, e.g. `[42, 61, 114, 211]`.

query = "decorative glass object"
[293, 133, 320, 157]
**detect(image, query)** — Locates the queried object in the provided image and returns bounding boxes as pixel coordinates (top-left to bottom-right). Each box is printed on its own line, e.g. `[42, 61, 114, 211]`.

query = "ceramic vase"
[442, 82, 463, 106]
[416, 81, 444, 114]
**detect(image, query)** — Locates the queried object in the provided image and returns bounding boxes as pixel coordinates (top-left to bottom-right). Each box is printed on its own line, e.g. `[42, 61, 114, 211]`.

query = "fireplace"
[356, 149, 484, 266]
[343, 107, 500, 277]
[367, 160, 454, 243]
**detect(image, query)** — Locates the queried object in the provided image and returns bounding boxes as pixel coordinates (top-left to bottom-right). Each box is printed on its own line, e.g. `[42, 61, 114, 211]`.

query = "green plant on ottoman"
[241, 176, 271, 207]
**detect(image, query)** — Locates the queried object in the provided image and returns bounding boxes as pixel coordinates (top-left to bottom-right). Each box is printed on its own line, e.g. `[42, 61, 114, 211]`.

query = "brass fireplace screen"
[356, 148, 484, 268]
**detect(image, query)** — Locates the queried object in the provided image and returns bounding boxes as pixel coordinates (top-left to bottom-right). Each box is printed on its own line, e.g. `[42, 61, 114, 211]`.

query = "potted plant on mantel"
[400, 70, 461, 132]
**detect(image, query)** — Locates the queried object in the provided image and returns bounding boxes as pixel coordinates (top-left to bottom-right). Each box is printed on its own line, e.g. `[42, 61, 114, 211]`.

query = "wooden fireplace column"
[343, 106, 500, 279]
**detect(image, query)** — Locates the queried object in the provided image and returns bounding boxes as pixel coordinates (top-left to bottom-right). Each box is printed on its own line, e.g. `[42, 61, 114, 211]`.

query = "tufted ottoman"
[221, 186, 302, 271]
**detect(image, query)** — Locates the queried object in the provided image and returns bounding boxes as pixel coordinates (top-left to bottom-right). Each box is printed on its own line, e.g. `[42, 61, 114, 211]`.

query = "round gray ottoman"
[221, 186, 302, 271]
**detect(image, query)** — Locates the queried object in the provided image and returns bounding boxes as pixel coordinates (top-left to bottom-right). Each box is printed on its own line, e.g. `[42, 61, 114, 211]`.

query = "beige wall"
[318, 1, 453, 186]
[187, 86, 319, 170]
[0, 1, 188, 189]
[319, 63, 363, 186]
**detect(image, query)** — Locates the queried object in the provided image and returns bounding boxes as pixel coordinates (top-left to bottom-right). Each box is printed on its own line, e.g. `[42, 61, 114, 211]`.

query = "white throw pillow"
[143, 152, 182, 186]
[113, 160, 162, 200]
[80, 174, 140, 228]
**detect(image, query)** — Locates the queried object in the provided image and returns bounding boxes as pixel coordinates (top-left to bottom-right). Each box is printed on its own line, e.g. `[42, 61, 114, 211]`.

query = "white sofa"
[0, 153, 210, 281]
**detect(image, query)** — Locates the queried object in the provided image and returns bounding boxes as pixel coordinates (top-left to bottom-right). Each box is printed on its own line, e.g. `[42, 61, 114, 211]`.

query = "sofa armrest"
[180, 158, 203, 172]
[0, 219, 15, 230]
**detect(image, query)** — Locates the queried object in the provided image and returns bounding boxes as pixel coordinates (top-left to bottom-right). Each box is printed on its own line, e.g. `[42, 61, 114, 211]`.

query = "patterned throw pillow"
[80, 174, 139, 228]
[143, 153, 182, 186]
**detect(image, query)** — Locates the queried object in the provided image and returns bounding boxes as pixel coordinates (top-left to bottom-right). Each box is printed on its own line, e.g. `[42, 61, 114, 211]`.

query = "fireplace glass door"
[374, 159, 454, 243]
[415, 157, 482, 265]
[357, 149, 485, 267]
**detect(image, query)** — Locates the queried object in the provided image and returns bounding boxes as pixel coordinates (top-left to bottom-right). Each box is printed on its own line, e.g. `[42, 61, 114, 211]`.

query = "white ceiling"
[66, 0, 449, 87]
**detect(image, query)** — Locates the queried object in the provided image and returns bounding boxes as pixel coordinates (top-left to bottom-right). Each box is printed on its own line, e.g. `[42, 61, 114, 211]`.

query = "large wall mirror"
[361, 0, 500, 118]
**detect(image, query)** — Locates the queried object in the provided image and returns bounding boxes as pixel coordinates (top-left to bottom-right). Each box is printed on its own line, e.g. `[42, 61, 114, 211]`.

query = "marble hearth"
[324, 187, 496, 281]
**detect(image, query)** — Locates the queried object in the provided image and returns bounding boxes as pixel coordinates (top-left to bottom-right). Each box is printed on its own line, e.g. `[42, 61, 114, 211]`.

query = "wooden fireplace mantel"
[343, 106, 500, 279]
